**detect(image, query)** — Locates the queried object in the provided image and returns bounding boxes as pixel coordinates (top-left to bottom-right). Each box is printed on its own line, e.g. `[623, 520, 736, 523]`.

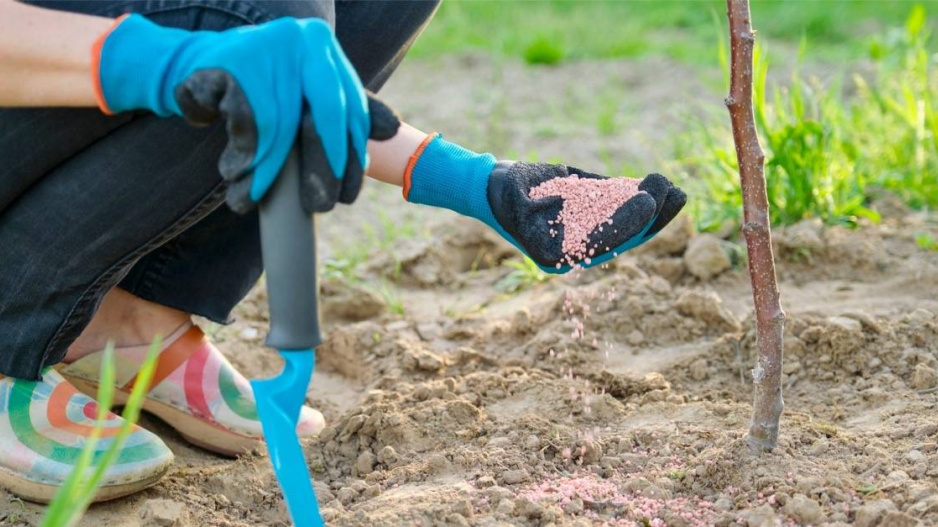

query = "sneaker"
[60, 323, 325, 457]
[0, 369, 173, 503]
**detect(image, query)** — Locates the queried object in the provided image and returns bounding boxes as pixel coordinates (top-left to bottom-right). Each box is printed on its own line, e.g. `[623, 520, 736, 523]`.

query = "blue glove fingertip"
[299, 20, 348, 181]
[250, 159, 279, 203]
[330, 45, 370, 168]
[305, 64, 347, 180]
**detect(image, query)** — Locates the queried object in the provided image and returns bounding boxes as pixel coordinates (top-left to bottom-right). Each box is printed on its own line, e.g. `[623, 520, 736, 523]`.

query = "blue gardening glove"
[93, 14, 369, 214]
[404, 135, 686, 273]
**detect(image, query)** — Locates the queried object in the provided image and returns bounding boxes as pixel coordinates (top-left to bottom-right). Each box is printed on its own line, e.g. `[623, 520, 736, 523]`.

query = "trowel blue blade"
[251, 349, 324, 527]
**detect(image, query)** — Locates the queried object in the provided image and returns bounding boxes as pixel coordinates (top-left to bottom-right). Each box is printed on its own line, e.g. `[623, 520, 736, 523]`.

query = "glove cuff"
[90, 14, 129, 115]
[404, 134, 497, 221]
[93, 14, 189, 116]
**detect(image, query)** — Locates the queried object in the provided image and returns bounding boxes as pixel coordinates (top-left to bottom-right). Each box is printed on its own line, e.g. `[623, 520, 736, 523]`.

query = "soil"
[3, 58, 938, 527]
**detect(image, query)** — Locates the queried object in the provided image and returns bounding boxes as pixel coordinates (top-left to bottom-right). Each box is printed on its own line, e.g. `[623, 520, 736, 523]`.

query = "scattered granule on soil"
[529, 174, 642, 264]
[519, 473, 715, 526]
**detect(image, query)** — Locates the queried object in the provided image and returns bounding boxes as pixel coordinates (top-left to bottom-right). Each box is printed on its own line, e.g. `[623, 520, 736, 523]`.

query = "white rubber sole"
[0, 461, 169, 504]
[63, 374, 260, 458]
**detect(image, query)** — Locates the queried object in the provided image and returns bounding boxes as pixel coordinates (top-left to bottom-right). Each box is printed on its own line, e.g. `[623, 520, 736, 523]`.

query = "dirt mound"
[364, 222, 515, 288]
[294, 212, 937, 526]
[7, 179, 937, 527]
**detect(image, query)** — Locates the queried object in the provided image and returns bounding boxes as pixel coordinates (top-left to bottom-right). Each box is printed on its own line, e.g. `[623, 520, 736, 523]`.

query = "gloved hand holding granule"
[403, 134, 686, 272]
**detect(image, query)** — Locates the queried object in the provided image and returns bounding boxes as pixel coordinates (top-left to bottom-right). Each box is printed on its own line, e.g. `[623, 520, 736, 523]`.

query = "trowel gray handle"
[258, 94, 400, 351]
[259, 144, 322, 351]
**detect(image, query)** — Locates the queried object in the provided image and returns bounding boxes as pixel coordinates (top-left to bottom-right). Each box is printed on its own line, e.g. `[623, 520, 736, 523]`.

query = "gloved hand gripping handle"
[259, 93, 401, 350]
[254, 94, 399, 527]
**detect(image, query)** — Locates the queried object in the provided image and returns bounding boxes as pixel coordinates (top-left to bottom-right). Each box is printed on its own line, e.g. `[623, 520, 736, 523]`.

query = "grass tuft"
[496, 256, 550, 293]
[411, 1, 937, 64]
[524, 36, 565, 65]
[675, 4, 938, 232]
[916, 233, 938, 252]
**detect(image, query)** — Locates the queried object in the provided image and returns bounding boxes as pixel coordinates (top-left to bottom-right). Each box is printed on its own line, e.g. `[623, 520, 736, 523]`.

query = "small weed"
[324, 210, 421, 285]
[524, 35, 565, 65]
[856, 483, 880, 496]
[597, 98, 618, 137]
[322, 257, 365, 284]
[309, 457, 326, 474]
[372, 280, 405, 316]
[367, 210, 420, 251]
[916, 233, 938, 251]
[496, 257, 550, 293]
[468, 248, 487, 275]
[667, 469, 686, 481]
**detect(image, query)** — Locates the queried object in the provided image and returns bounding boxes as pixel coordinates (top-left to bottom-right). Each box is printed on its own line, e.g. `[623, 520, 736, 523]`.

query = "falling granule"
[529, 174, 641, 263]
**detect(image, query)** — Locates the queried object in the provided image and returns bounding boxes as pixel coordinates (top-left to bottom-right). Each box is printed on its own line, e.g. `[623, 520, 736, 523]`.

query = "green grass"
[373, 278, 405, 315]
[322, 255, 367, 284]
[596, 96, 618, 137]
[412, 1, 937, 65]
[322, 207, 427, 286]
[496, 256, 550, 293]
[41, 339, 161, 527]
[917, 233, 938, 251]
[674, 5, 938, 231]
[409, 2, 938, 233]
[523, 36, 565, 65]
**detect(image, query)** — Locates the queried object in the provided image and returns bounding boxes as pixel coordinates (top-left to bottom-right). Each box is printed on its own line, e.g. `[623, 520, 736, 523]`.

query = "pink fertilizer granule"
[519, 473, 716, 527]
[529, 175, 642, 265]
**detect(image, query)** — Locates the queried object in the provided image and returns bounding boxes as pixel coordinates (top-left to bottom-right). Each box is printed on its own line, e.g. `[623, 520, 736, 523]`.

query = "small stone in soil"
[377, 445, 398, 465]
[355, 450, 376, 475]
[496, 499, 515, 515]
[140, 499, 189, 527]
[501, 469, 529, 485]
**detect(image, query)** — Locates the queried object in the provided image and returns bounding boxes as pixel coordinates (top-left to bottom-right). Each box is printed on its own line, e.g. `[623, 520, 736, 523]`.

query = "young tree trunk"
[725, 0, 786, 452]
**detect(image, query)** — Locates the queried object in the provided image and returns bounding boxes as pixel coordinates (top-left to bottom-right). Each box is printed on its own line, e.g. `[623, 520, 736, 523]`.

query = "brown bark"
[725, 0, 786, 452]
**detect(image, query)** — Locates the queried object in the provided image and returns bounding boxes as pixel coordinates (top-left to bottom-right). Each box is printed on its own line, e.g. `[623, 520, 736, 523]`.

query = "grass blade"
[41, 336, 162, 527]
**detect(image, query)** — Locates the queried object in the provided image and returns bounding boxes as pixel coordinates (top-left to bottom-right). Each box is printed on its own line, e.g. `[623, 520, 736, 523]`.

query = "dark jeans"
[0, 0, 439, 380]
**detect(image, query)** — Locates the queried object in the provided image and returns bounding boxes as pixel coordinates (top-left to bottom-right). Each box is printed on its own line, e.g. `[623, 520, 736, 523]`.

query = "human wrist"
[403, 134, 497, 220]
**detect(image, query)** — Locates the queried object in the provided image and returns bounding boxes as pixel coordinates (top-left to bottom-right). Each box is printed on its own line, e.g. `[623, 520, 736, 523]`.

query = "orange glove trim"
[91, 14, 130, 115]
[402, 133, 440, 201]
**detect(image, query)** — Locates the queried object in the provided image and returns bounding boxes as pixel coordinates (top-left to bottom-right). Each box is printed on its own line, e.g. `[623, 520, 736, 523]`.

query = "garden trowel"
[252, 95, 399, 526]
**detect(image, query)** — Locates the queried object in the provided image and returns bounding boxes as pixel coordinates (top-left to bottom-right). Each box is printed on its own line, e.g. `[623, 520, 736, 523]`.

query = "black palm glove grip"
[487, 162, 669, 267]
[177, 72, 400, 215]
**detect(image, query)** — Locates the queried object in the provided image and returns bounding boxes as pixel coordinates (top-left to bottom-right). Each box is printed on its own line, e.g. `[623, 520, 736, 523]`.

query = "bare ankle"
[66, 289, 190, 362]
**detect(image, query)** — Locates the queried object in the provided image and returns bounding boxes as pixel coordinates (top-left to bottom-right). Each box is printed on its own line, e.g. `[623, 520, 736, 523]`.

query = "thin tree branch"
[725, 0, 786, 452]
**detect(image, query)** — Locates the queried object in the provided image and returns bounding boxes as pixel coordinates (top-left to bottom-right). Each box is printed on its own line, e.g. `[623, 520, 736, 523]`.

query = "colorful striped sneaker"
[60, 323, 325, 457]
[0, 369, 173, 503]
